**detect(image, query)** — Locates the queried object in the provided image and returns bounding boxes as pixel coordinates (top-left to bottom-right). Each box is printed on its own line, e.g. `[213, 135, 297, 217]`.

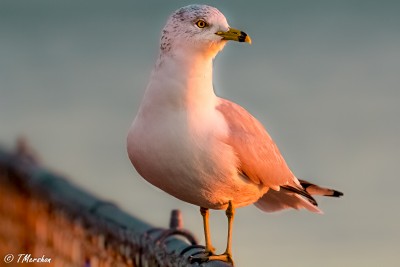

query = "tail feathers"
[299, 179, 344, 197]
[254, 188, 322, 214]
[281, 185, 318, 206]
[254, 180, 343, 214]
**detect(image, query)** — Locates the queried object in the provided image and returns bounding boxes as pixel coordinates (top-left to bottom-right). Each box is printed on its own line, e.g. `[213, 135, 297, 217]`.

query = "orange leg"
[200, 207, 216, 254]
[198, 201, 235, 265]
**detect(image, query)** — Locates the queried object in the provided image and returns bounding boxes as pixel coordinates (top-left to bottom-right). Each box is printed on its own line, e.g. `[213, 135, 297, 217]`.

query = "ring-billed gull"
[127, 4, 343, 264]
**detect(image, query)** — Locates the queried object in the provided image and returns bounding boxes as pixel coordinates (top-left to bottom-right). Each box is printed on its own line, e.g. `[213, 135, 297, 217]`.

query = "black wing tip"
[282, 185, 318, 207]
[299, 179, 343, 198]
[330, 190, 344, 197]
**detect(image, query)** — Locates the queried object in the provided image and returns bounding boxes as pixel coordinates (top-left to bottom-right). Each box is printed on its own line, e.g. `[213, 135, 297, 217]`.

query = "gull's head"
[160, 5, 251, 57]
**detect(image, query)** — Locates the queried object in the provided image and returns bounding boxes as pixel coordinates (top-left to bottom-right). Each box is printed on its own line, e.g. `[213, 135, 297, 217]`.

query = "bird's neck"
[146, 49, 217, 111]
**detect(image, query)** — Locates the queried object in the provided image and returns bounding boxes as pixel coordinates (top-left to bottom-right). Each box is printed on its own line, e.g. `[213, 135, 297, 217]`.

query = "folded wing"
[216, 98, 295, 190]
[216, 98, 342, 213]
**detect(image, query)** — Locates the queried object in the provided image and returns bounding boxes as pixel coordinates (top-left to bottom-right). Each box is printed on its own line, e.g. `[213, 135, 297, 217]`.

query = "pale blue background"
[1, 1, 399, 266]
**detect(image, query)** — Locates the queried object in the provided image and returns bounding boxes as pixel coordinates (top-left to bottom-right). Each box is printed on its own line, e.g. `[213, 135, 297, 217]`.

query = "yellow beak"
[215, 27, 252, 44]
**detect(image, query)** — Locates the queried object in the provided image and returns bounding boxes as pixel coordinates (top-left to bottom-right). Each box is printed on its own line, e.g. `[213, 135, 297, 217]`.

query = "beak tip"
[240, 31, 252, 44]
[245, 36, 252, 44]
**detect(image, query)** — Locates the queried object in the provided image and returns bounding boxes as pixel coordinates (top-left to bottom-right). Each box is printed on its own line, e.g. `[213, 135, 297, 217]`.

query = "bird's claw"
[205, 246, 216, 255]
[189, 252, 234, 265]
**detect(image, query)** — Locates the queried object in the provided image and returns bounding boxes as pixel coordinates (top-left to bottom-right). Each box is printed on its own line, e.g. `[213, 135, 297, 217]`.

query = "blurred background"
[1, 0, 399, 266]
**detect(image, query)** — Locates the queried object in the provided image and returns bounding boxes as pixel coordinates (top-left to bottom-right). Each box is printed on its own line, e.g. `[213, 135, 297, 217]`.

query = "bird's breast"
[128, 104, 229, 181]
[127, 103, 263, 208]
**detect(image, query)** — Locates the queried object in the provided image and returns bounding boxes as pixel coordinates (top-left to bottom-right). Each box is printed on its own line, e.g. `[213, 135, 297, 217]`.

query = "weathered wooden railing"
[0, 144, 232, 267]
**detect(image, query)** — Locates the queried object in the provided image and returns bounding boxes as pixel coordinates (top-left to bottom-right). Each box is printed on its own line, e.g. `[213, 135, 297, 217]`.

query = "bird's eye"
[195, 20, 208, 28]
